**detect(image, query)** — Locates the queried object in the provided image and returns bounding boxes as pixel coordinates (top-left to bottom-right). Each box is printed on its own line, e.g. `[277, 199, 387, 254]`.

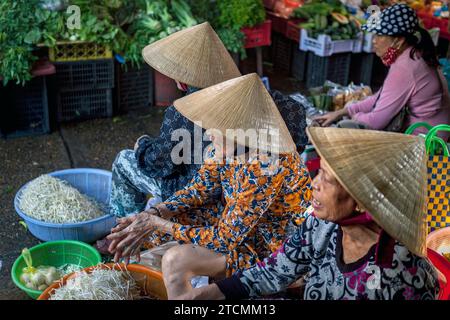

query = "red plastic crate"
[266, 11, 289, 34]
[242, 20, 272, 49]
[286, 19, 302, 43]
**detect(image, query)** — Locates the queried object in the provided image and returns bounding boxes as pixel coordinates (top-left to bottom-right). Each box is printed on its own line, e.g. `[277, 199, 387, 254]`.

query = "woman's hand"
[107, 211, 156, 263]
[134, 135, 150, 151]
[313, 108, 349, 127]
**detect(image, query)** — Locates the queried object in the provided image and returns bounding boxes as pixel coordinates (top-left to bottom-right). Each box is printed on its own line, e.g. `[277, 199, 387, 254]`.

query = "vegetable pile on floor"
[48, 266, 141, 300]
[18, 175, 105, 224]
[292, 0, 362, 40]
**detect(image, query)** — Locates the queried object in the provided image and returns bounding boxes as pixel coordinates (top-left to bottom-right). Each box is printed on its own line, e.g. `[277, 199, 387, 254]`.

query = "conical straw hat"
[173, 73, 296, 153]
[307, 127, 428, 257]
[142, 22, 241, 89]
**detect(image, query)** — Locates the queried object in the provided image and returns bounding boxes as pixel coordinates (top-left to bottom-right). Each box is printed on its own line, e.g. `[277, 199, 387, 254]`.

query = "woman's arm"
[348, 66, 415, 129]
[208, 216, 317, 299]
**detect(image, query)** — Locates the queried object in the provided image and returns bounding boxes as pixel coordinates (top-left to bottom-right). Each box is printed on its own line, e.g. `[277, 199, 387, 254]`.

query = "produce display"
[309, 81, 372, 111]
[48, 266, 141, 300]
[18, 175, 105, 224]
[292, 0, 363, 40]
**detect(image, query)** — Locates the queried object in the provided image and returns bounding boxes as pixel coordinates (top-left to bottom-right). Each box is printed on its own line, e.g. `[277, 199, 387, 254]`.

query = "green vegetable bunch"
[0, 0, 64, 85]
[293, 0, 361, 40]
[187, 0, 266, 58]
[122, 0, 198, 68]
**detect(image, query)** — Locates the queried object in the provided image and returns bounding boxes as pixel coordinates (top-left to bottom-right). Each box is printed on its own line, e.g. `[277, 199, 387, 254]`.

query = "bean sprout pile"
[18, 175, 105, 224]
[49, 266, 140, 300]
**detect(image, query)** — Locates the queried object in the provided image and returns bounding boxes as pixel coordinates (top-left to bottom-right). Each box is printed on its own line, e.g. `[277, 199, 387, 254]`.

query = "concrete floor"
[0, 62, 304, 299]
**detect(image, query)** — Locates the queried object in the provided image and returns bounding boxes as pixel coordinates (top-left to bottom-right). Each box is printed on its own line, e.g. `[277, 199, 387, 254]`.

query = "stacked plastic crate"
[50, 42, 114, 122]
[0, 60, 54, 138]
[116, 63, 154, 112]
[299, 29, 363, 88]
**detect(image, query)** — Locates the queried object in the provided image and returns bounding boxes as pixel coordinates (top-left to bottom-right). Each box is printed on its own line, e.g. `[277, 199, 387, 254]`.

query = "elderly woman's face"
[311, 161, 357, 222]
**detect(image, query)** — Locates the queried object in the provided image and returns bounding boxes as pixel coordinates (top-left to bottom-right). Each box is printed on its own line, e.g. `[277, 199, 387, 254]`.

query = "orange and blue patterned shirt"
[162, 147, 312, 275]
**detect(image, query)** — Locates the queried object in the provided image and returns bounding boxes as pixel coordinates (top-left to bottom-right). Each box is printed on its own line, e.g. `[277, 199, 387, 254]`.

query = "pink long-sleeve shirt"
[347, 47, 450, 136]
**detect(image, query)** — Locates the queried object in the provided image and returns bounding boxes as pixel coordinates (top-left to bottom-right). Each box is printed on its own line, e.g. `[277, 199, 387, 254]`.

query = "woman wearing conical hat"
[107, 74, 313, 298]
[176, 128, 440, 300]
[107, 22, 309, 223]
[107, 22, 241, 221]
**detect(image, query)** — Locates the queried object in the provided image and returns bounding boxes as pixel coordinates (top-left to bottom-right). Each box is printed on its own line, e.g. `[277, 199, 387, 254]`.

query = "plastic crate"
[300, 29, 363, 57]
[267, 11, 289, 35]
[305, 52, 352, 88]
[54, 59, 114, 91]
[286, 19, 301, 43]
[117, 63, 154, 112]
[0, 76, 50, 138]
[272, 33, 293, 73]
[49, 41, 113, 62]
[291, 46, 307, 81]
[350, 52, 375, 86]
[242, 20, 272, 49]
[57, 88, 113, 122]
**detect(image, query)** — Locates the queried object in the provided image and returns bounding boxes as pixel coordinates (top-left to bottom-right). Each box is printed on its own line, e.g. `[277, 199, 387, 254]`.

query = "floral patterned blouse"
[161, 148, 312, 276]
[216, 215, 440, 300]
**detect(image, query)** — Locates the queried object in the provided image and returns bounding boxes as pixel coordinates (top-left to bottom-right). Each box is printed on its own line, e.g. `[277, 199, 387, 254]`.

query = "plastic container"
[300, 29, 363, 57]
[38, 263, 167, 300]
[14, 168, 116, 243]
[291, 47, 307, 81]
[272, 33, 293, 74]
[286, 19, 302, 43]
[11, 240, 101, 299]
[305, 52, 352, 88]
[49, 41, 113, 62]
[0, 76, 50, 138]
[242, 20, 272, 49]
[267, 11, 289, 35]
[350, 52, 375, 86]
[54, 59, 114, 92]
[116, 63, 154, 112]
[56, 88, 113, 122]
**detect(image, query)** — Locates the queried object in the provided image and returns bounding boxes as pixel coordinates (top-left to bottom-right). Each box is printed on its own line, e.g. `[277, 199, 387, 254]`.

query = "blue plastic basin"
[14, 168, 116, 243]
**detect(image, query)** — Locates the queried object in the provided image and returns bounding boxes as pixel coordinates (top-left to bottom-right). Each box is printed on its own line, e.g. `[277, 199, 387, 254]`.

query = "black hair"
[404, 27, 440, 68]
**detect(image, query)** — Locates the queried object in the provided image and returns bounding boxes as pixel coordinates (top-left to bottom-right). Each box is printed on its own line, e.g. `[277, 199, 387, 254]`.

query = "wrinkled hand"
[107, 211, 156, 264]
[313, 109, 347, 127]
[134, 135, 150, 151]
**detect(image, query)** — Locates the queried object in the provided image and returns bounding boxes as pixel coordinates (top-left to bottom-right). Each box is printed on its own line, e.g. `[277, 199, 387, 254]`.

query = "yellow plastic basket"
[49, 41, 113, 62]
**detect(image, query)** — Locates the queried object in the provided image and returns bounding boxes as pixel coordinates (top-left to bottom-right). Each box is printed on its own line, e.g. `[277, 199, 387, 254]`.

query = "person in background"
[314, 4, 450, 137]
[107, 74, 312, 299]
[176, 127, 440, 300]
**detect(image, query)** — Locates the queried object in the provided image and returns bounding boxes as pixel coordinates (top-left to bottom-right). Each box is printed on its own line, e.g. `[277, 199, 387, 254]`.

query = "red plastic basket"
[286, 19, 302, 43]
[267, 11, 289, 34]
[242, 20, 272, 49]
